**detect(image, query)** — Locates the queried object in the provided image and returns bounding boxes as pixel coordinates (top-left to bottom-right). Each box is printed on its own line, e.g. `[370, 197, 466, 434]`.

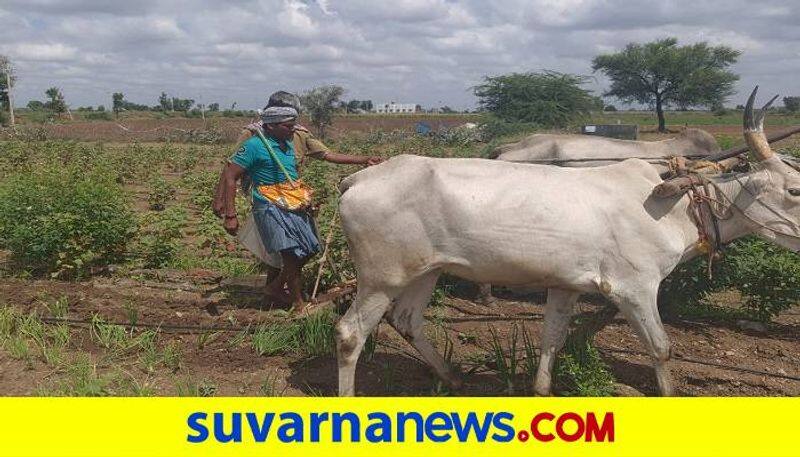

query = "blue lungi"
[252, 200, 320, 259]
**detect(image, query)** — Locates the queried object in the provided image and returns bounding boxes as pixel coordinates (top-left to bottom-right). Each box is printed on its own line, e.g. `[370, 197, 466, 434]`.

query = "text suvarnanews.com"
[187, 410, 615, 444]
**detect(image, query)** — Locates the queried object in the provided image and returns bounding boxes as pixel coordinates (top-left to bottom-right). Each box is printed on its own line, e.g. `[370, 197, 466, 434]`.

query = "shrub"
[84, 111, 112, 121]
[133, 207, 187, 269]
[555, 340, 615, 396]
[0, 163, 135, 278]
[660, 237, 800, 321]
[474, 71, 595, 128]
[147, 174, 176, 211]
[478, 116, 539, 142]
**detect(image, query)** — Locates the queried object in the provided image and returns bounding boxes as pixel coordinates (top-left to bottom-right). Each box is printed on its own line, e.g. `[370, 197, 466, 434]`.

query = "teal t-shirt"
[229, 135, 299, 203]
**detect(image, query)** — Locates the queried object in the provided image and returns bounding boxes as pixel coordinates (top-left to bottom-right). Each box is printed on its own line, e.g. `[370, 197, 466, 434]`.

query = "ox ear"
[743, 86, 779, 161]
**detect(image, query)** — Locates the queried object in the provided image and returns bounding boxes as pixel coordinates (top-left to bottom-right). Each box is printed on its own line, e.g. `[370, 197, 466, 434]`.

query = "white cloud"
[5, 43, 77, 61]
[0, 0, 797, 110]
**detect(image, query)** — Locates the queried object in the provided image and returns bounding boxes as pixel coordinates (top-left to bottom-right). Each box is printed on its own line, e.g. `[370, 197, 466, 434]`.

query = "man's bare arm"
[221, 162, 247, 235]
[322, 151, 382, 165]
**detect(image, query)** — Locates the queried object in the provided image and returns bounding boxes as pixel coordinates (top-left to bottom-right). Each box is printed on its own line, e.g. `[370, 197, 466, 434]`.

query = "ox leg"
[533, 288, 580, 396]
[387, 271, 463, 389]
[336, 288, 394, 396]
[613, 289, 673, 396]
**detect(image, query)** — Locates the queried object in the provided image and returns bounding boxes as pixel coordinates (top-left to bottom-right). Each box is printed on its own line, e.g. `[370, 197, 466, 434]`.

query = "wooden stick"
[311, 207, 339, 300]
[706, 126, 800, 162]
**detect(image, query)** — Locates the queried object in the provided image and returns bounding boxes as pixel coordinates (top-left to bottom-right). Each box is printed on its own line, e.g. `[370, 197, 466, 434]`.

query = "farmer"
[216, 100, 380, 314]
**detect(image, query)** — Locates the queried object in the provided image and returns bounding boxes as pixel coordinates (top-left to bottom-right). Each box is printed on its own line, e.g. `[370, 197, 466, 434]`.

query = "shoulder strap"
[253, 129, 297, 186]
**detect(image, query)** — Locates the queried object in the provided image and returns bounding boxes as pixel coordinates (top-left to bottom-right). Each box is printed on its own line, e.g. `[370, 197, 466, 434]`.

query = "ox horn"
[743, 86, 779, 161]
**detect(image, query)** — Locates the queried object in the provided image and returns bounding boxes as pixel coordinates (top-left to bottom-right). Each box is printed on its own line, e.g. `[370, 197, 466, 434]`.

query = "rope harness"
[669, 163, 800, 278]
[683, 174, 728, 278]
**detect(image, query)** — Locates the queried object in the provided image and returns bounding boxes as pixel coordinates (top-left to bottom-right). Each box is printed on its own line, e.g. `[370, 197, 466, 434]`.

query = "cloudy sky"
[1, 0, 798, 111]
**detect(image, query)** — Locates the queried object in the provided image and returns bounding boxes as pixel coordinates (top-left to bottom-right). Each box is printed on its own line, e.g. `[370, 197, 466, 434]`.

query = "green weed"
[0, 306, 16, 338]
[62, 353, 111, 396]
[251, 322, 299, 356]
[176, 378, 217, 397]
[259, 372, 285, 397]
[90, 314, 129, 351]
[5, 335, 31, 361]
[162, 341, 183, 372]
[297, 309, 336, 357]
[555, 340, 614, 397]
[45, 295, 69, 318]
[488, 325, 519, 395]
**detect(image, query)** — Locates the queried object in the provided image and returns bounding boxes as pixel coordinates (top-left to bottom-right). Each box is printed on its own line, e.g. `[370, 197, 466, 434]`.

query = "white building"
[374, 102, 418, 114]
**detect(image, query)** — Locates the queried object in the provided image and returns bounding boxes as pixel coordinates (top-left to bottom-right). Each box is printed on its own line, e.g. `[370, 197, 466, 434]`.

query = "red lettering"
[555, 412, 584, 442]
[585, 412, 615, 442]
[531, 412, 555, 442]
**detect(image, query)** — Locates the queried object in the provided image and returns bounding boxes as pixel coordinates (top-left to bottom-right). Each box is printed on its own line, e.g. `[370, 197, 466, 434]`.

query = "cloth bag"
[237, 212, 283, 268]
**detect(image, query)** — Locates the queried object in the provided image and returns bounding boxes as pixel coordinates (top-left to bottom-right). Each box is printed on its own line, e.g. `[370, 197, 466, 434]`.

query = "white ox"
[492, 128, 720, 173]
[334, 88, 800, 396]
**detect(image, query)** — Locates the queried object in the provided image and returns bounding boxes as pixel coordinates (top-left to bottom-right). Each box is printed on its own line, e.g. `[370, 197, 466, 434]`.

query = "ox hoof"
[448, 377, 463, 391]
[442, 370, 463, 390]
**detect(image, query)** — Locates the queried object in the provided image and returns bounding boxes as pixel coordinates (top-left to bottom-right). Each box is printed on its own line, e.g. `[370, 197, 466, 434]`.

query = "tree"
[208, 102, 219, 112]
[1, 55, 16, 126]
[27, 100, 45, 110]
[171, 97, 194, 112]
[474, 71, 595, 128]
[112, 92, 125, 117]
[300, 85, 345, 138]
[592, 37, 740, 132]
[784, 96, 800, 113]
[346, 99, 361, 113]
[158, 92, 171, 112]
[44, 87, 67, 114]
[359, 100, 373, 112]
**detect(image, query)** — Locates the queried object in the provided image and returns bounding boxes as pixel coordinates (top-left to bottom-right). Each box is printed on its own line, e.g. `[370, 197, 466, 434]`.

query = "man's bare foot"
[262, 289, 291, 308]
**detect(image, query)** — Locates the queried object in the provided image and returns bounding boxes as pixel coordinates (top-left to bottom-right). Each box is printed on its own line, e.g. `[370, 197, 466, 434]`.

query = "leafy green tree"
[300, 85, 344, 138]
[346, 99, 361, 113]
[784, 96, 800, 113]
[27, 100, 45, 110]
[171, 97, 194, 112]
[474, 70, 595, 128]
[208, 102, 219, 112]
[44, 87, 67, 114]
[158, 92, 171, 111]
[359, 100, 373, 111]
[592, 38, 740, 132]
[112, 92, 124, 117]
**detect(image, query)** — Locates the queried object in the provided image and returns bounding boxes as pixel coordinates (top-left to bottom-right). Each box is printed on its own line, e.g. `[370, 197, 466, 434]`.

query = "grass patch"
[555, 340, 614, 397]
[248, 310, 338, 357]
[90, 314, 130, 351]
[297, 309, 337, 357]
[251, 322, 299, 356]
[486, 323, 538, 395]
[44, 295, 69, 318]
[175, 378, 217, 397]
[59, 353, 112, 396]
